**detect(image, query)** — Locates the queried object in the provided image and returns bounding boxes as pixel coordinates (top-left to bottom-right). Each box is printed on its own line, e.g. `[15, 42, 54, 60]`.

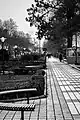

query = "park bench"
[0, 88, 37, 103]
[0, 102, 35, 120]
[0, 88, 37, 120]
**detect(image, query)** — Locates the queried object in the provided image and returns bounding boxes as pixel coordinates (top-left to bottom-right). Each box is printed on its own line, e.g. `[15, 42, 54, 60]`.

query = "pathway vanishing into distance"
[1, 57, 80, 120]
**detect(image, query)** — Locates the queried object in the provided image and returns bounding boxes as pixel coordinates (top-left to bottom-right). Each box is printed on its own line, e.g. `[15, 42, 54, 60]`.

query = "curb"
[63, 61, 80, 71]
[69, 64, 80, 71]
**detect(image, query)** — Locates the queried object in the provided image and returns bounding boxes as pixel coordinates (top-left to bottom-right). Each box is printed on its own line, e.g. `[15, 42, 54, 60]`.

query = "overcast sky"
[0, 0, 36, 35]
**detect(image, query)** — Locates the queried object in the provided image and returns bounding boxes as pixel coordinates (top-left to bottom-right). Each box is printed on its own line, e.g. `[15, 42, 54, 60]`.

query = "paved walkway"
[0, 57, 80, 120]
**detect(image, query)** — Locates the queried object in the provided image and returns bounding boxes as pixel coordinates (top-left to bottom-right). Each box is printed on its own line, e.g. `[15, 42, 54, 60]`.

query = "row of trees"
[26, 0, 80, 53]
[0, 18, 33, 49]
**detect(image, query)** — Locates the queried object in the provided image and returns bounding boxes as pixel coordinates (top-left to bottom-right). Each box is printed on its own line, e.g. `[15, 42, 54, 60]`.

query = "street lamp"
[13, 45, 18, 58]
[0, 37, 6, 74]
[23, 48, 26, 55]
[75, 33, 77, 65]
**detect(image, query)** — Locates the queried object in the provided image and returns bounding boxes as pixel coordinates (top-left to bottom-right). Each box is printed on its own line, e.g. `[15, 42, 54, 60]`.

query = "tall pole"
[75, 33, 77, 65]
[14, 45, 18, 58]
[2, 42, 4, 74]
[0, 37, 6, 75]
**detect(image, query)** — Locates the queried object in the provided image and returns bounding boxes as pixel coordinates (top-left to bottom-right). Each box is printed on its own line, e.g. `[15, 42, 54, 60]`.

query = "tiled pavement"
[1, 57, 80, 119]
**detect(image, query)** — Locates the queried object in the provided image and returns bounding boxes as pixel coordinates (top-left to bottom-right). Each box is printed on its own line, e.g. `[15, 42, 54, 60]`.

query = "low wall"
[67, 56, 80, 64]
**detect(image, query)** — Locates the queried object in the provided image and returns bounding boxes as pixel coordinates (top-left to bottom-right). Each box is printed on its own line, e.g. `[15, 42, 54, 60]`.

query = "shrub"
[35, 69, 45, 76]
[0, 49, 9, 61]
[31, 75, 45, 95]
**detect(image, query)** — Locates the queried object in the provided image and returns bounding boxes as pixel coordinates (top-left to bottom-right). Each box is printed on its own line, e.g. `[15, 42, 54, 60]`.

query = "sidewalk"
[0, 57, 80, 120]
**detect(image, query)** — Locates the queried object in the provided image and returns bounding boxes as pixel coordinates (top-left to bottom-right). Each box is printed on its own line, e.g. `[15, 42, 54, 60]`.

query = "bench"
[0, 88, 37, 104]
[0, 102, 35, 120]
[0, 88, 37, 120]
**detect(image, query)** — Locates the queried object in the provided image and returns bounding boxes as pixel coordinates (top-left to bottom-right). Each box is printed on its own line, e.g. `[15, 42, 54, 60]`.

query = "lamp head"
[0, 37, 6, 43]
[23, 48, 26, 50]
[14, 45, 18, 49]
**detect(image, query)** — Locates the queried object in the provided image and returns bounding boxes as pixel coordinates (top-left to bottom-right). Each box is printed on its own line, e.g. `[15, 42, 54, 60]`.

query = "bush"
[35, 69, 45, 76]
[13, 68, 28, 75]
[0, 49, 9, 61]
[31, 75, 45, 95]
[20, 53, 45, 62]
[21, 54, 32, 61]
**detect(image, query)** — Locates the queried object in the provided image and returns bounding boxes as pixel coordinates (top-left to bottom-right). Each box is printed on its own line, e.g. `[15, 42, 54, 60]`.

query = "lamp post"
[0, 37, 6, 74]
[23, 48, 26, 55]
[14, 45, 18, 58]
[75, 33, 77, 65]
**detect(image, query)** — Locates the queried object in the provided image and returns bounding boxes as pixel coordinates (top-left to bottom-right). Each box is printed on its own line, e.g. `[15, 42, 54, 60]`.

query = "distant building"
[67, 34, 80, 64]
[72, 34, 80, 47]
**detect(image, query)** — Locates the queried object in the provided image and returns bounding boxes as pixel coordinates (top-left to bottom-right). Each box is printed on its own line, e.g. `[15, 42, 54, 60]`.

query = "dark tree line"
[0, 18, 33, 48]
[0, 18, 34, 61]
